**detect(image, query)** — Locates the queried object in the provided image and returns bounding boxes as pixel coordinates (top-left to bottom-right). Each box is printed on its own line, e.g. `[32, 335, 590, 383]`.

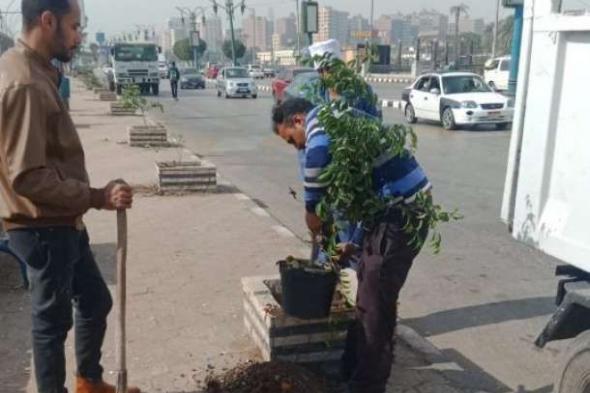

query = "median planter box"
[242, 275, 355, 364]
[98, 91, 117, 101]
[128, 125, 168, 147]
[156, 160, 217, 193]
[110, 102, 136, 116]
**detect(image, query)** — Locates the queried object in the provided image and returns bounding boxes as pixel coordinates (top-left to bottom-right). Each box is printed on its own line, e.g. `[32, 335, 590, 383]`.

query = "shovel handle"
[116, 209, 128, 393]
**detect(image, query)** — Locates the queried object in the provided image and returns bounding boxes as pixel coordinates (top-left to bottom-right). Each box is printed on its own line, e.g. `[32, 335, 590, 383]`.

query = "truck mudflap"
[536, 266, 590, 348]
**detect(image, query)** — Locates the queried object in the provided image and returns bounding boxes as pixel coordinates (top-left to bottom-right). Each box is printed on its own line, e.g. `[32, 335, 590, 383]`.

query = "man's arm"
[0, 85, 105, 214]
[303, 129, 331, 233]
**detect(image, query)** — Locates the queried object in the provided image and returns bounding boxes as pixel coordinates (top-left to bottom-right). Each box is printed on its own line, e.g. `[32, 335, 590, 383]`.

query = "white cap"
[308, 39, 342, 69]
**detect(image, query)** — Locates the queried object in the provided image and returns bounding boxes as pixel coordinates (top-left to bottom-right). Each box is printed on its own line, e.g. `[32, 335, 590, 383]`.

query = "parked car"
[402, 72, 514, 130]
[248, 65, 265, 79]
[484, 56, 511, 91]
[272, 67, 315, 104]
[159, 62, 169, 79]
[263, 67, 276, 78]
[207, 65, 220, 79]
[217, 67, 258, 99]
[180, 68, 206, 89]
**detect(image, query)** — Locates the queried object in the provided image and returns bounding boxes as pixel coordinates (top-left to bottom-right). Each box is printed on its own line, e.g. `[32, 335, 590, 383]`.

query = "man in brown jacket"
[0, 1, 139, 392]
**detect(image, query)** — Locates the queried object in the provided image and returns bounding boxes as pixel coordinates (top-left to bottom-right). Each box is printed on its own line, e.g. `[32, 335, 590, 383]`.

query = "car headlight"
[181, 77, 188, 82]
[228, 81, 235, 88]
[461, 101, 479, 109]
[507, 98, 515, 108]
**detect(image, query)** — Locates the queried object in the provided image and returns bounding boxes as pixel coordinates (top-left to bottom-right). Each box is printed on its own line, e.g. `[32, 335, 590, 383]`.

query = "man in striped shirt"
[272, 98, 431, 393]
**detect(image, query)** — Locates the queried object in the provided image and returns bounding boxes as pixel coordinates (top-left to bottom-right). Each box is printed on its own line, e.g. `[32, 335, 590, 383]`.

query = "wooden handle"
[116, 210, 128, 393]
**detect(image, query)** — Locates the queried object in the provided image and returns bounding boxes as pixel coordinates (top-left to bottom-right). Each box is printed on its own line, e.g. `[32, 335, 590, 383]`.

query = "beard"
[53, 20, 77, 63]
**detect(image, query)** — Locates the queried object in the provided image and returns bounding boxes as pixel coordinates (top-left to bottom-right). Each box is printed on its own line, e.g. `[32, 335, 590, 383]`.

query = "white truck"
[110, 42, 161, 96]
[502, 0, 590, 391]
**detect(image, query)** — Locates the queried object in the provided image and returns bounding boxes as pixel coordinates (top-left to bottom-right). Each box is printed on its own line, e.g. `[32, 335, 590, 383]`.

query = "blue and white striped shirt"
[303, 106, 431, 215]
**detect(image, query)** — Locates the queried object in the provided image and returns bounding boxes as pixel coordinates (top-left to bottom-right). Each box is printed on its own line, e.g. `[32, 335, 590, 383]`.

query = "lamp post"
[211, 0, 247, 65]
[177, 6, 207, 69]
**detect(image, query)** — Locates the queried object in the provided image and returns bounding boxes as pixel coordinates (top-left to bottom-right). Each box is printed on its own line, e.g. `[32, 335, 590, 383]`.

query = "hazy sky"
[0, 0, 512, 39]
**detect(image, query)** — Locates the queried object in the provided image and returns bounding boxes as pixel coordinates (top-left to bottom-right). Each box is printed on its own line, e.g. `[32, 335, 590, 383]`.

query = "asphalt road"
[151, 81, 565, 393]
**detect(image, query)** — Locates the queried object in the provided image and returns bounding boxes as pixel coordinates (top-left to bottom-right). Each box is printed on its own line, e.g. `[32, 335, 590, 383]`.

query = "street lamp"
[177, 6, 207, 69]
[211, 0, 247, 65]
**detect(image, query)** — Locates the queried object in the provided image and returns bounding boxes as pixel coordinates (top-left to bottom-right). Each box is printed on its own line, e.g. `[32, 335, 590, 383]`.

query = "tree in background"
[173, 38, 208, 62]
[450, 3, 470, 63]
[222, 39, 246, 61]
[482, 16, 514, 57]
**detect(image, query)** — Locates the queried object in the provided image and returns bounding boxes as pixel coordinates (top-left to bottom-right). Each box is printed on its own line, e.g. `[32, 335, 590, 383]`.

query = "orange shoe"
[75, 377, 141, 393]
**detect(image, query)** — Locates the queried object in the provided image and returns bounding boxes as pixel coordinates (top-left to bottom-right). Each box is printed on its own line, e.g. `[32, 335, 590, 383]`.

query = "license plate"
[238, 88, 249, 93]
[489, 111, 501, 115]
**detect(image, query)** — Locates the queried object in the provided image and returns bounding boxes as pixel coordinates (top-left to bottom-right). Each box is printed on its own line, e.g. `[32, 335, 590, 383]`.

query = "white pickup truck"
[502, 0, 590, 391]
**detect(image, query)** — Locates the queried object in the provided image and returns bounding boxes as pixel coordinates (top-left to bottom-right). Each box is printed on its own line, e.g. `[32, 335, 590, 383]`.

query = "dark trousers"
[342, 214, 427, 393]
[170, 81, 178, 98]
[8, 227, 113, 393]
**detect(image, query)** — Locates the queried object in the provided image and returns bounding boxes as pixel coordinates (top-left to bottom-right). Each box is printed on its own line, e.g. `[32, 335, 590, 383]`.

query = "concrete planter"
[242, 275, 355, 364]
[110, 102, 136, 116]
[98, 92, 117, 101]
[156, 160, 217, 193]
[128, 125, 168, 147]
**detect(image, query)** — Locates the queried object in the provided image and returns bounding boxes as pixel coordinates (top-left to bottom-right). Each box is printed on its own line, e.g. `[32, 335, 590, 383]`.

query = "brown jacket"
[0, 40, 105, 230]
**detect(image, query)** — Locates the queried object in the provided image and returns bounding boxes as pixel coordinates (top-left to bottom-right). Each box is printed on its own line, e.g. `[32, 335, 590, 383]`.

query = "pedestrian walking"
[0, 1, 140, 392]
[168, 61, 180, 100]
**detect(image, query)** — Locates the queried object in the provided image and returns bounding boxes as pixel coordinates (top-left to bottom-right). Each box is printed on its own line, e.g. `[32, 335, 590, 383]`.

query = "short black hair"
[271, 98, 314, 134]
[22, 0, 72, 29]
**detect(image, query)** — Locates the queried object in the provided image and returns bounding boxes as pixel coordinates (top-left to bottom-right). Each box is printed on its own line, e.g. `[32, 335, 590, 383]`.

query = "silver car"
[217, 67, 258, 99]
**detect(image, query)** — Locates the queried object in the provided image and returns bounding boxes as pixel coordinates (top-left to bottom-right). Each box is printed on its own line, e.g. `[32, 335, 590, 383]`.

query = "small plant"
[120, 85, 164, 125]
[79, 71, 104, 90]
[169, 133, 186, 163]
[303, 53, 462, 256]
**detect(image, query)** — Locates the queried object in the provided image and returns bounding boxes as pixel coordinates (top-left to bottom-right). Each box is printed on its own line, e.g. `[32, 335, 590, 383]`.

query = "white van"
[484, 56, 511, 91]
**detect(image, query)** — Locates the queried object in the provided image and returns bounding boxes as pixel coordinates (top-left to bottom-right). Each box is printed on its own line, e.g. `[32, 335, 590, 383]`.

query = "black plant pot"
[279, 260, 338, 320]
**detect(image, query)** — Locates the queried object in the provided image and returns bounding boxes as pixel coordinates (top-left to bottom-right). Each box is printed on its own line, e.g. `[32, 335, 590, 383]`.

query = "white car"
[216, 67, 258, 99]
[402, 72, 514, 130]
[248, 65, 265, 79]
[484, 56, 511, 91]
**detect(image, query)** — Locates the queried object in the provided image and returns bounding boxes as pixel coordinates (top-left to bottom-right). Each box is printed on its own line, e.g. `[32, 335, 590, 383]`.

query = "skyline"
[0, 0, 512, 40]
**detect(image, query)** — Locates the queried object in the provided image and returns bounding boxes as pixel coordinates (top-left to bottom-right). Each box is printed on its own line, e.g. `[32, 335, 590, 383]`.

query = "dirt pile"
[205, 361, 329, 393]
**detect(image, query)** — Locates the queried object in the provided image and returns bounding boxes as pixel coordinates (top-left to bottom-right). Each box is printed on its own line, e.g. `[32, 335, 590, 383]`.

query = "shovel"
[115, 210, 128, 393]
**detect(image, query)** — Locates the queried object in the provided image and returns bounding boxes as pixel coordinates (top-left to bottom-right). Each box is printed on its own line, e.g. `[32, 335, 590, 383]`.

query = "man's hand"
[305, 211, 323, 236]
[103, 180, 133, 210]
[337, 243, 357, 259]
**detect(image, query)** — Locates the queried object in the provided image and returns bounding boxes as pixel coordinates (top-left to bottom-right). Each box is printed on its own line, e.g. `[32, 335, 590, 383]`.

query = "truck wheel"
[152, 84, 159, 96]
[116, 85, 122, 95]
[556, 331, 590, 393]
[217, 90, 221, 97]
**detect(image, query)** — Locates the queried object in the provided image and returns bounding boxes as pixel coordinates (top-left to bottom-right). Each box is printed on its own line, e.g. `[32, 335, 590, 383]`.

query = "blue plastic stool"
[0, 237, 28, 289]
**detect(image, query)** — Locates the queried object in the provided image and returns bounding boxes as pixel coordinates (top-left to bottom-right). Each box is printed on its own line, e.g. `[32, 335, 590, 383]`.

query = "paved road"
[151, 82, 565, 393]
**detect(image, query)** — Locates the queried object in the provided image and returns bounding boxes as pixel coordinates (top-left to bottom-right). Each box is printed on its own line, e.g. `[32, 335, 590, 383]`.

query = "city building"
[200, 16, 223, 52]
[314, 6, 349, 44]
[274, 14, 297, 48]
[449, 17, 486, 35]
[243, 13, 273, 51]
[407, 10, 448, 41]
[348, 14, 370, 45]
[257, 49, 297, 66]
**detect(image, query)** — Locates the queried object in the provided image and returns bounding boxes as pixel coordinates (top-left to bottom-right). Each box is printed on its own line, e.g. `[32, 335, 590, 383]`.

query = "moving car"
[263, 67, 276, 78]
[283, 71, 320, 102]
[180, 68, 206, 89]
[217, 67, 258, 99]
[248, 65, 265, 79]
[402, 72, 514, 130]
[159, 62, 169, 79]
[484, 56, 511, 91]
[272, 67, 315, 104]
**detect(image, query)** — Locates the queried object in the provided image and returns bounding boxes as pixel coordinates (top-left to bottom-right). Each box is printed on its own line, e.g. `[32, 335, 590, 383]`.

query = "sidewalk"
[1, 80, 480, 393]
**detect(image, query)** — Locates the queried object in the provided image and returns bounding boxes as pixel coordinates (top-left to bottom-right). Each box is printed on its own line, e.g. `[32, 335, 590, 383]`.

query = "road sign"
[302, 1, 319, 34]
